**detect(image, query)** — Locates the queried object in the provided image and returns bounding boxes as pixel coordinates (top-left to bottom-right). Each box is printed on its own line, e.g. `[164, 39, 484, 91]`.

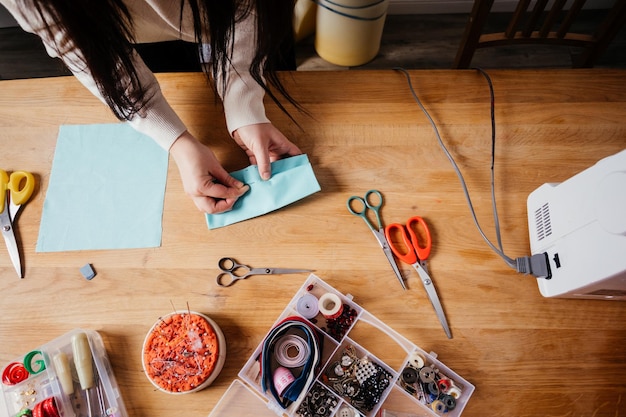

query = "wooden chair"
[453, 0, 626, 68]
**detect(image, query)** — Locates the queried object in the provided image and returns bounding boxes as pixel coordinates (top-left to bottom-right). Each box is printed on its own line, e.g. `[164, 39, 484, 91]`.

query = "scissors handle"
[215, 272, 237, 287]
[0, 170, 8, 213]
[406, 216, 432, 260]
[346, 189, 383, 230]
[216, 257, 252, 287]
[384, 216, 432, 264]
[0, 170, 35, 213]
[384, 223, 418, 265]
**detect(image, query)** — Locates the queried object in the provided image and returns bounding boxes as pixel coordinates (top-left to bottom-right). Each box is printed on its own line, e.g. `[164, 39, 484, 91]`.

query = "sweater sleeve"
[216, 9, 270, 135]
[1, 0, 187, 151]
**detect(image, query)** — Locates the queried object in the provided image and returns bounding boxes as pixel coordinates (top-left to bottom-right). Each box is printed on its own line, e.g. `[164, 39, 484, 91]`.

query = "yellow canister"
[315, 0, 389, 66]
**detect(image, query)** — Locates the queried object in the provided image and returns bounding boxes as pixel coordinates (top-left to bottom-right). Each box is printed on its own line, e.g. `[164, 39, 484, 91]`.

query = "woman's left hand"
[232, 123, 302, 180]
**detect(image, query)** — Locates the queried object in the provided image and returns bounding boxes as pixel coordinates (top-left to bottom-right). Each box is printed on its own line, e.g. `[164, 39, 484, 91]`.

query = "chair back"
[453, 0, 626, 68]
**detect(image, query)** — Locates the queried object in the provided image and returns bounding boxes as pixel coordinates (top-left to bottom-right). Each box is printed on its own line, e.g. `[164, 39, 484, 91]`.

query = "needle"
[72, 332, 95, 417]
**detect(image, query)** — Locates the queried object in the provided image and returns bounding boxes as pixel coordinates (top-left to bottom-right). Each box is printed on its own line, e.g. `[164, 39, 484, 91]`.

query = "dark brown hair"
[20, 0, 296, 120]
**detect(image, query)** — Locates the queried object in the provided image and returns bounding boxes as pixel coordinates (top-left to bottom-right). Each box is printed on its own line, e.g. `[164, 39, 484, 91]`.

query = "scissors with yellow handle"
[216, 257, 313, 287]
[385, 216, 452, 339]
[1, 170, 36, 278]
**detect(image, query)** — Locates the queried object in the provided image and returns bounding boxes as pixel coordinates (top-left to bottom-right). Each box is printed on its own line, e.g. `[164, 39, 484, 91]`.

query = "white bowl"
[142, 311, 226, 394]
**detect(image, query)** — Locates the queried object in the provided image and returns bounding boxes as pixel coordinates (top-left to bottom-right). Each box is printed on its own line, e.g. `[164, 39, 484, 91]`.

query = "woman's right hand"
[169, 131, 249, 213]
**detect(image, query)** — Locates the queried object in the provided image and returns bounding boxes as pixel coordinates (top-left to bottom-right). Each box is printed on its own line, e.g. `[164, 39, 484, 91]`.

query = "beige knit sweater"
[0, 0, 269, 150]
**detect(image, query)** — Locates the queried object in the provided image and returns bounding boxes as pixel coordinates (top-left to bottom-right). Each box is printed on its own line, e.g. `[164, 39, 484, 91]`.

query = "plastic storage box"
[209, 275, 474, 417]
[1, 329, 128, 417]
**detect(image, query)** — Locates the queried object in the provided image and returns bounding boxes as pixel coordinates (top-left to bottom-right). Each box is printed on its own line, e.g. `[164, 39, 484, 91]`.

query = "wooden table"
[1, 69, 625, 417]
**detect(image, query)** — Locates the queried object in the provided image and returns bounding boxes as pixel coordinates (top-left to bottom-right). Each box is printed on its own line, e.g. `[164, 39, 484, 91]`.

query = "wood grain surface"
[0, 69, 625, 417]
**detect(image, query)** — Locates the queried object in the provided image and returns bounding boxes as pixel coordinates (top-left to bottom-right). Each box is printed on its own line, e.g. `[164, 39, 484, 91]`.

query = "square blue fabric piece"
[36, 123, 169, 252]
[205, 154, 321, 229]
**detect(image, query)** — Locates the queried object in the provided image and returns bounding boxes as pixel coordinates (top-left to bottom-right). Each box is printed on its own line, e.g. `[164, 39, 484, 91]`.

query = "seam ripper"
[72, 332, 95, 417]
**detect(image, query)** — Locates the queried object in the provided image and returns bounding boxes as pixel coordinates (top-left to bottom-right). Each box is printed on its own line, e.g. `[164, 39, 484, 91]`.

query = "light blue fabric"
[206, 154, 321, 229]
[36, 123, 169, 252]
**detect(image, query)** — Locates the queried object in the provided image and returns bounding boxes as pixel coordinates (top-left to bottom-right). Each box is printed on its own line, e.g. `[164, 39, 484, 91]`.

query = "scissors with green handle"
[385, 216, 452, 339]
[1, 170, 36, 278]
[346, 189, 406, 290]
[216, 257, 313, 287]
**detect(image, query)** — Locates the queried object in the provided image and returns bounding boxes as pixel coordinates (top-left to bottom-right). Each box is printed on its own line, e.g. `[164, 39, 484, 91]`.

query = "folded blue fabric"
[205, 154, 321, 229]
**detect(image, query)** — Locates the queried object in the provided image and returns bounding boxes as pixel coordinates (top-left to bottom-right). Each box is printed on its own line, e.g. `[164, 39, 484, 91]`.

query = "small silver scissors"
[216, 257, 313, 287]
[347, 189, 406, 290]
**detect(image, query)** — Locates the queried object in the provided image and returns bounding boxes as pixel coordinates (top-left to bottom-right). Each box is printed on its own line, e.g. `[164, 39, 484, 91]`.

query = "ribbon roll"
[261, 317, 322, 409]
[318, 293, 343, 319]
[2, 362, 29, 385]
[296, 293, 319, 319]
[275, 334, 310, 368]
[23, 351, 46, 375]
[32, 397, 60, 417]
[273, 367, 295, 396]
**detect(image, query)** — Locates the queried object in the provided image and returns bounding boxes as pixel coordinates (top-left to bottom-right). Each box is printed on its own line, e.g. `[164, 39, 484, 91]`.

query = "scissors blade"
[0, 209, 22, 278]
[9, 200, 22, 223]
[372, 229, 407, 290]
[261, 268, 313, 275]
[413, 263, 451, 339]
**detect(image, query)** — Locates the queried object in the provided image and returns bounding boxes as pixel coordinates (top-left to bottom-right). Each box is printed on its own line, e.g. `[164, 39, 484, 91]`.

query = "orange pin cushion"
[142, 311, 226, 394]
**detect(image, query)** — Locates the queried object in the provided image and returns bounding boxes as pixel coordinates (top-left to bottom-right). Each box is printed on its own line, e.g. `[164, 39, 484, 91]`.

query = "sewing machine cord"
[393, 67, 518, 270]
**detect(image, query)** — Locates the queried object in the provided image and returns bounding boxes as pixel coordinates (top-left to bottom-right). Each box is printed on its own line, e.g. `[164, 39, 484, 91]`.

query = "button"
[419, 366, 435, 383]
[401, 366, 418, 384]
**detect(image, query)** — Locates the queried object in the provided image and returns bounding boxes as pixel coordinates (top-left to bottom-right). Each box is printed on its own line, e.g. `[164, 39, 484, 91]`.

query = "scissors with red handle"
[1, 170, 35, 278]
[385, 216, 452, 339]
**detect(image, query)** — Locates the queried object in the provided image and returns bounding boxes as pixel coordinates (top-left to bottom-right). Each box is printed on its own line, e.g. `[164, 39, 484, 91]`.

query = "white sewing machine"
[526, 149, 626, 300]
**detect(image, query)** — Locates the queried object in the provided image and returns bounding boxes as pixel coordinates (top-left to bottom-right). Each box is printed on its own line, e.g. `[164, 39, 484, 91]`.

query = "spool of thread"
[337, 404, 358, 417]
[273, 366, 295, 396]
[431, 400, 446, 413]
[408, 351, 425, 369]
[296, 293, 319, 319]
[318, 293, 343, 319]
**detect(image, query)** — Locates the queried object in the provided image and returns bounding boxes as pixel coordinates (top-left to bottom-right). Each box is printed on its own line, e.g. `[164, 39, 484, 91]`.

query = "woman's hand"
[232, 123, 302, 180]
[170, 130, 249, 213]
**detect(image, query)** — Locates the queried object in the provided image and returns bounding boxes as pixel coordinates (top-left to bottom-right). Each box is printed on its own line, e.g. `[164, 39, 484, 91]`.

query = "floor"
[1, 12, 625, 81]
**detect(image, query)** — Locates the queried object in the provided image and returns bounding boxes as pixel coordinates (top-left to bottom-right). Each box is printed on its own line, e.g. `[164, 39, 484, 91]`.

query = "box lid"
[209, 380, 283, 417]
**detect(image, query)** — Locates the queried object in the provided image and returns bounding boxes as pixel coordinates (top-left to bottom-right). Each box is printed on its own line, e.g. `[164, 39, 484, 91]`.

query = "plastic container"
[315, 0, 389, 66]
[142, 311, 226, 394]
[208, 275, 474, 417]
[1, 329, 128, 417]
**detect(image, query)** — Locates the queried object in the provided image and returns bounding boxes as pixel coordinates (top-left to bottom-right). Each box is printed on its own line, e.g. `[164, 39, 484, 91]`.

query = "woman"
[0, 0, 303, 213]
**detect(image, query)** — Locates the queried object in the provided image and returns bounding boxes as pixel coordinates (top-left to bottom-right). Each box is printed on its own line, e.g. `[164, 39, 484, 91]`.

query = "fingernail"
[261, 171, 271, 181]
